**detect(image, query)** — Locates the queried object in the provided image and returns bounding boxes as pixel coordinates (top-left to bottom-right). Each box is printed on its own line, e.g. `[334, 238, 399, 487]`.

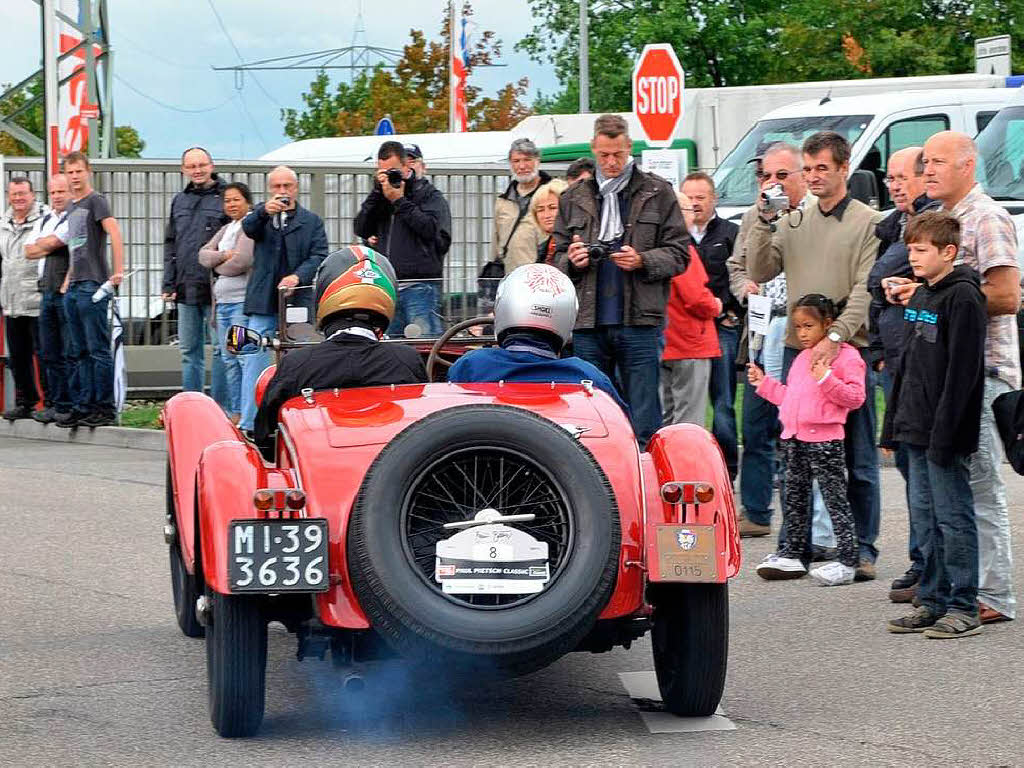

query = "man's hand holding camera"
[376, 169, 406, 203]
[264, 194, 292, 216]
[567, 234, 643, 271]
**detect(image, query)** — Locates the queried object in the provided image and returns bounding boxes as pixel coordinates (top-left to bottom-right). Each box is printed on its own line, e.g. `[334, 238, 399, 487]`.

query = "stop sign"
[632, 44, 685, 147]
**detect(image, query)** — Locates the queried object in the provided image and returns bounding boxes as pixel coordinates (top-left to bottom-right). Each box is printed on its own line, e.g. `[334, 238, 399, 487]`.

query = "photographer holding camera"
[553, 114, 688, 449]
[354, 140, 452, 337]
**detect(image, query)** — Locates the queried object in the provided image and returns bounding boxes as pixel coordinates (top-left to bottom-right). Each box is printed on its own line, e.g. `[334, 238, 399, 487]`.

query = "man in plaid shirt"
[889, 131, 1021, 624]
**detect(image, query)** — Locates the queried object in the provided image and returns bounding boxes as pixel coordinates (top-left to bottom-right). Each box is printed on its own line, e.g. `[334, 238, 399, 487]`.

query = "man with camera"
[240, 164, 328, 432]
[552, 114, 688, 449]
[745, 131, 882, 579]
[354, 140, 452, 337]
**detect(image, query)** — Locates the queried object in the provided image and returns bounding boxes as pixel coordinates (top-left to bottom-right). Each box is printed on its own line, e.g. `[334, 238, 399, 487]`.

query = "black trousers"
[5, 315, 41, 408]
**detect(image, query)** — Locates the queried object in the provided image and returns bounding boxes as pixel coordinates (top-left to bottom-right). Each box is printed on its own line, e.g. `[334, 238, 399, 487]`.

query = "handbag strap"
[498, 198, 531, 262]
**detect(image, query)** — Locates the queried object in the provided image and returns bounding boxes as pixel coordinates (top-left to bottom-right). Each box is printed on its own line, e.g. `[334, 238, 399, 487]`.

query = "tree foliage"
[281, 2, 532, 139]
[518, 0, 1024, 114]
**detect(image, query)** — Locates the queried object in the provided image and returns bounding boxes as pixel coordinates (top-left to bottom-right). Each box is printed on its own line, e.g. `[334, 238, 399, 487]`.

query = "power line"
[204, 0, 284, 109]
[114, 75, 236, 114]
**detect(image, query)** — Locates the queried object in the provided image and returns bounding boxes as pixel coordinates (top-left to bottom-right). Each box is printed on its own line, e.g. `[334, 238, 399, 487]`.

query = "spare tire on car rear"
[347, 404, 620, 677]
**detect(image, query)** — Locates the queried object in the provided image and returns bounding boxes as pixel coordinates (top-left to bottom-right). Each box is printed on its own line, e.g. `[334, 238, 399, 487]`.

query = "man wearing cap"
[354, 140, 452, 337]
[404, 143, 427, 178]
[492, 138, 553, 275]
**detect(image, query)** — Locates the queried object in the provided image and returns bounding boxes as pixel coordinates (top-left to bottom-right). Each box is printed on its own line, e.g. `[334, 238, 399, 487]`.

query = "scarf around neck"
[594, 159, 634, 243]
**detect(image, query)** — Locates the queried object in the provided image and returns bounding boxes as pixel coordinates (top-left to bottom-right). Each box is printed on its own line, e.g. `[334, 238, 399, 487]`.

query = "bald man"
[238, 164, 328, 433]
[889, 130, 1021, 623]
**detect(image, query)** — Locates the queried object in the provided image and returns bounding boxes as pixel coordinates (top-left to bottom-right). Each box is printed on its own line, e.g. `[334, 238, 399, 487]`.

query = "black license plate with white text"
[228, 519, 329, 593]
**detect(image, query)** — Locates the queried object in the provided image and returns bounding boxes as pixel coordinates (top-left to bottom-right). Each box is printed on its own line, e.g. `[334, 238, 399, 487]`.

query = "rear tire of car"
[167, 461, 204, 638]
[650, 583, 729, 717]
[205, 589, 267, 738]
[348, 404, 620, 677]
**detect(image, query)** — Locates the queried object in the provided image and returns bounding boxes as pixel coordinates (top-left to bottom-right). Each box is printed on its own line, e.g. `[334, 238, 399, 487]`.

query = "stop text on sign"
[632, 44, 685, 148]
[636, 76, 680, 115]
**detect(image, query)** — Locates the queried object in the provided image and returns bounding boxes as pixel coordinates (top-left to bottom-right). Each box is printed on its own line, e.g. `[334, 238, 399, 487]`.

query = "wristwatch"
[827, 330, 842, 343]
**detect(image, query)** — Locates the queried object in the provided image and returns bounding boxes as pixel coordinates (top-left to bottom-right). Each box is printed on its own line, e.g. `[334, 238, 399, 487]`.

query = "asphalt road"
[2, 436, 1023, 767]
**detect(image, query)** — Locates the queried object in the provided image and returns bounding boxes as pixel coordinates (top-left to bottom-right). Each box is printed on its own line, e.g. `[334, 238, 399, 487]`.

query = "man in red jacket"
[661, 192, 722, 425]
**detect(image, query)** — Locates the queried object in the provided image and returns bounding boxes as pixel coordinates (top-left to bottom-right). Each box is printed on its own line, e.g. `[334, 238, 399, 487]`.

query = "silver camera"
[760, 183, 789, 214]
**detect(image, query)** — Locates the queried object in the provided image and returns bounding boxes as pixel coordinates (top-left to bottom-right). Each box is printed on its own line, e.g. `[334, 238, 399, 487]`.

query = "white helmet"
[493, 264, 578, 349]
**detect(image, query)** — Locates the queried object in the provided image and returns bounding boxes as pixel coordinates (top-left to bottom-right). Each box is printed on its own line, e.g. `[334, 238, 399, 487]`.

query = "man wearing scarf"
[552, 114, 689, 448]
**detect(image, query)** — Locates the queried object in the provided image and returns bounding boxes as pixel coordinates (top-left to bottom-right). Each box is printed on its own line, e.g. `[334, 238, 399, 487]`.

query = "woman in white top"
[199, 182, 254, 424]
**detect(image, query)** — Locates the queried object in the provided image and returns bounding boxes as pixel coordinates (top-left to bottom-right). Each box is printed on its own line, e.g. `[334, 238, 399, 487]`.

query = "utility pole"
[42, 0, 60, 180]
[579, 0, 589, 113]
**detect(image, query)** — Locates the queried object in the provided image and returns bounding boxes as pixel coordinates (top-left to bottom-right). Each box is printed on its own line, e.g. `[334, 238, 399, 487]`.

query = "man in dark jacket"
[240, 164, 329, 432]
[681, 171, 740, 479]
[552, 114, 689, 448]
[163, 147, 229, 401]
[353, 141, 452, 337]
[254, 246, 426, 445]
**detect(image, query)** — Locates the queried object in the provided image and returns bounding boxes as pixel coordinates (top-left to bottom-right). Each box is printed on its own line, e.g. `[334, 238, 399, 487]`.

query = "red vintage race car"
[163, 317, 742, 738]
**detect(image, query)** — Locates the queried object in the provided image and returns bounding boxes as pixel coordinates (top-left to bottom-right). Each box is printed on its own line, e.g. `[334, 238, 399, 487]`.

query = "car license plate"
[227, 519, 329, 593]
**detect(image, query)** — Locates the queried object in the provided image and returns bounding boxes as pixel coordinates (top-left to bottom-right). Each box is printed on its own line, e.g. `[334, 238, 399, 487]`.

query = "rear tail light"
[660, 482, 715, 505]
[253, 489, 274, 511]
[695, 483, 715, 504]
[660, 483, 684, 504]
[285, 490, 306, 510]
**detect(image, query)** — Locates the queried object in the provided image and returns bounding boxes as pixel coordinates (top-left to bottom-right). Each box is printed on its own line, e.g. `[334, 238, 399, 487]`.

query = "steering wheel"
[426, 316, 495, 382]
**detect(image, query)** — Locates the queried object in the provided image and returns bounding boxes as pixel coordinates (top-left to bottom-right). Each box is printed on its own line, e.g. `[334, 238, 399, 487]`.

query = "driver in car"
[448, 263, 628, 414]
[253, 245, 427, 445]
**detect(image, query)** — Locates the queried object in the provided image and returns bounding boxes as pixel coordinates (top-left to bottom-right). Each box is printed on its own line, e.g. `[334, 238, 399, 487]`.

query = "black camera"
[276, 195, 291, 207]
[585, 242, 612, 263]
[385, 169, 404, 188]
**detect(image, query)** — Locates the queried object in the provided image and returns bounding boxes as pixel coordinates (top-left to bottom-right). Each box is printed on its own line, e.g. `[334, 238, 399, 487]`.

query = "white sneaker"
[756, 553, 807, 581]
[809, 561, 856, 586]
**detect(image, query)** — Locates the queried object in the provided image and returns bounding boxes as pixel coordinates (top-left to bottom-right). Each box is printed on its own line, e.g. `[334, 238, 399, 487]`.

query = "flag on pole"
[57, 0, 102, 154]
[450, 13, 469, 133]
[111, 298, 126, 418]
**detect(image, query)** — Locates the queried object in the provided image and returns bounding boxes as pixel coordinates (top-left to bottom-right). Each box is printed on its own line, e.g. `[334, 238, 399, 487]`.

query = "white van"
[713, 89, 1021, 220]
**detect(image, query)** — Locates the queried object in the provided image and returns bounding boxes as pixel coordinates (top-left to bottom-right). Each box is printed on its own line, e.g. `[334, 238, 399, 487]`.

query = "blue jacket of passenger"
[448, 335, 630, 414]
[242, 202, 329, 316]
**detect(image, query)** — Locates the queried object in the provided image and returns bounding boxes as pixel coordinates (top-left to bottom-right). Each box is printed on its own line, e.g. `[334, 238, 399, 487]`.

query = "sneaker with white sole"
[756, 553, 807, 580]
[809, 561, 857, 586]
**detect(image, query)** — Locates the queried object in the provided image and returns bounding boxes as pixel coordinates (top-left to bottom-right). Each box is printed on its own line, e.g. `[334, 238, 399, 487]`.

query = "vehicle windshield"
[976, 105, 1024, 201]
[712, 114, 873, 208]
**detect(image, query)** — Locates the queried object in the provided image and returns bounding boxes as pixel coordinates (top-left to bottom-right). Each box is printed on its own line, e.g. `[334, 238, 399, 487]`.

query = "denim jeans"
[38, 291, 72, 413]
[239, 313, 278, 431]
[708, 324, 739, 479]
[4, 314, 40, 409]
[177, 302, 228, 409]
[64, 281, 113, 413]
[572, 325, 661, 449]
[972, 376, 1016, 618]
[782, 345, 880, 563]
[215, 302, 246, 416]
[880, 367, 919, 572]
[906, 446, 978, 616]
[388, 282, 443, 337]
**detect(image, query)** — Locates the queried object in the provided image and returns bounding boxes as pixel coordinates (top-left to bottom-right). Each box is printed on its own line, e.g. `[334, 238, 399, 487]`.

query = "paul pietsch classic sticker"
[435, 524, 550, 595]
[656, 524, 718, 582]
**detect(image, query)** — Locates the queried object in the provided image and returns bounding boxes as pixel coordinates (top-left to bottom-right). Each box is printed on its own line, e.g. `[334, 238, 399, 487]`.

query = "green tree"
[115, 125, 145, 157]
[281, 2, 532, 138]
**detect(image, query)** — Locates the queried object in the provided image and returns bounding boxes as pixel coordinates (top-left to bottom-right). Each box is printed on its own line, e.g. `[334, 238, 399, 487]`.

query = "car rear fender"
[644, 424, 741, 583]
[197, 439, 297, 594]
[163, 392, 241, 572]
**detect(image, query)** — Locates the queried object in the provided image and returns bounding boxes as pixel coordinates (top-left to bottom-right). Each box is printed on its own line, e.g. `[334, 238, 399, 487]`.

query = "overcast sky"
[0, 0, 561, 159]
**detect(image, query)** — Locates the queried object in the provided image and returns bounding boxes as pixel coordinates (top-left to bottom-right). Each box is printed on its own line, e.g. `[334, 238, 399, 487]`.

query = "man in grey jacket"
[162, 147, 228, 404]
[0, 177, 46, 420]
[552, 114, 689, 448]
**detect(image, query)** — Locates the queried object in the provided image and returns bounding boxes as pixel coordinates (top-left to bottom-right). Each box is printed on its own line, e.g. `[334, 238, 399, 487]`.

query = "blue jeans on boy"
[215, 302, 246, 416]
[388, 282, 443, 337]
[239, 313, 278, 431]
[178, 302, 228, 409]
[573, 325, 660, 449]
[64, 281, 113, 414]
[709, 323, 739, 480]
[782, 345, 880, 563]
[906, 446, 978, 616]
[881, 367, 919, 573]
[38, 291, 72, 413]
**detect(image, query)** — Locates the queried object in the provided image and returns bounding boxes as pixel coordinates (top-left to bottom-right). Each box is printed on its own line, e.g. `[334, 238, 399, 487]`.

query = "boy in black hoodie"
[884, 211, 986, 639]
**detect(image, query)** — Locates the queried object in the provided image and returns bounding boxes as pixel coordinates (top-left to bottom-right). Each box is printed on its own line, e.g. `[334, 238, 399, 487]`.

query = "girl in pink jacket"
[747, 294, 866, 586]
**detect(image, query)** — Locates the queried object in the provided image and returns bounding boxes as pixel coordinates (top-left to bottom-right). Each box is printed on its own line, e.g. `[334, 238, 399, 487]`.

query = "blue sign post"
[375, 115, 395, 136]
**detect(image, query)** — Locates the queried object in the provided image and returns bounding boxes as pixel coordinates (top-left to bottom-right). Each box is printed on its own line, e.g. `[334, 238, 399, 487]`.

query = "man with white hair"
[239, 164, 328, 433]
[491, 138, 553, 274]
[888, 130, 1021, 624]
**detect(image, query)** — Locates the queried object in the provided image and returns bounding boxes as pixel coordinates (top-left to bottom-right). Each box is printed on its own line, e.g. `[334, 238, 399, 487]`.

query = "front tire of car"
[650, 583, 729, 717]
[206, 589, 267, 738]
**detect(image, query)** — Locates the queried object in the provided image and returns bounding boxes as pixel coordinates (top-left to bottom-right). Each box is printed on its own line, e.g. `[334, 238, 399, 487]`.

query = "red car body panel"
[164, 380, 741, 631]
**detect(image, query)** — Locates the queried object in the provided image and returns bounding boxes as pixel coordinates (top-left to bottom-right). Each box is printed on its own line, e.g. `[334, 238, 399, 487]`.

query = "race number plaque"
[656, 524, 718, 582]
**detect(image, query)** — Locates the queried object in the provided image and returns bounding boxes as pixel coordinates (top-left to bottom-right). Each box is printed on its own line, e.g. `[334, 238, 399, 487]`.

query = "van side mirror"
[849, 170, 880, 209]
[226, 325, 265, 355]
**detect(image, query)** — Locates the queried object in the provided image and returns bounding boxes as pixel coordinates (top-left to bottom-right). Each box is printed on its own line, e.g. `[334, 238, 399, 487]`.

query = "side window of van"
[863, 114, 950, 208]
[977, 111, 998, 133]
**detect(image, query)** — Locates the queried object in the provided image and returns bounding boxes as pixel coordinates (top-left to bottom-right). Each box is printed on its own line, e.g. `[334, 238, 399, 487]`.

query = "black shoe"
[889, 568, 921, 603]
[79, 410, 116, 428]
[32, 407, 57, 424]
[811, 545, 838, 562]
[3, 405, 33, 421]
[55, 410, 85, 429]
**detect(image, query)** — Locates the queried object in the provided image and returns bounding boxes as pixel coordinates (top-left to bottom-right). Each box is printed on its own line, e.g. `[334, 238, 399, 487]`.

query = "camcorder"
[385, 169, 405, 188]
[760, 183, 789, 214]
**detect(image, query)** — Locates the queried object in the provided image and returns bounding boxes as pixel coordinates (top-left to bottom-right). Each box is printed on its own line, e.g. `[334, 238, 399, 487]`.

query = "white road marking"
[618, 671, 737, 734]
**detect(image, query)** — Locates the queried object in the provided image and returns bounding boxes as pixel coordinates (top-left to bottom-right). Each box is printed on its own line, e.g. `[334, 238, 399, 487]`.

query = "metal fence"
[1, 157, 530, 345]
